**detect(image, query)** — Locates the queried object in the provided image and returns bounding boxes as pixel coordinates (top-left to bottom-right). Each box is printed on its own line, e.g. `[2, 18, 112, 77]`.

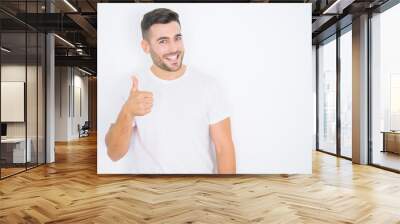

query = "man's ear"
[141, 39, 150, 54]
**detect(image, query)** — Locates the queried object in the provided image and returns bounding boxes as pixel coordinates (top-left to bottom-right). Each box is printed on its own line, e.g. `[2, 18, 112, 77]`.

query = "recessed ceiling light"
[1, 47, 11, 53]
[54, 34, 75, 48]
[78, 67, 93, 76]
[63, 0, 78, 12]
[322, 0, 354, 15]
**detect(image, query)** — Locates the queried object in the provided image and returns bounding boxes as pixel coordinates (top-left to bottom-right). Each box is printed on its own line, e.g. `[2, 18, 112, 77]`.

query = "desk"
[1, 138, 31, 163]
[381, 131, 400, 154]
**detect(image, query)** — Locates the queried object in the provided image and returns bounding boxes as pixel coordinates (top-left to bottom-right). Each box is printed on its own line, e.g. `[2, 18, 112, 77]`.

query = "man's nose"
[168, 41, 179, 53]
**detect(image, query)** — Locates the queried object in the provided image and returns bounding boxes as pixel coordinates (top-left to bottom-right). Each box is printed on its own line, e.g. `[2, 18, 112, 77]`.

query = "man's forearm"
[105, 104, 135, 161]
[216, 142, 236, 174]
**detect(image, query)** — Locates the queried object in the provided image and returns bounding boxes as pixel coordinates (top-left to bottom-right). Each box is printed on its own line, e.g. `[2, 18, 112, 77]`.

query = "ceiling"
[0, 0, 394, 75]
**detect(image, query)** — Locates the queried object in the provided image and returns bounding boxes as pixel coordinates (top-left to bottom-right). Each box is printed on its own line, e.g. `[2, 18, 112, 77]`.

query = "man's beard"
[150, 50, 184, 72]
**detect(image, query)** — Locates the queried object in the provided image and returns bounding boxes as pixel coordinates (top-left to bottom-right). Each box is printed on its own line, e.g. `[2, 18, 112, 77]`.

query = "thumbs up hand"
[124, 75, 153, 116]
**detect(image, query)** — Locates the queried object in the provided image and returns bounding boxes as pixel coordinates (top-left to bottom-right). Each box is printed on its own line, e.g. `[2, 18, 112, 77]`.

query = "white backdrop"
[97, 3, 313, 174]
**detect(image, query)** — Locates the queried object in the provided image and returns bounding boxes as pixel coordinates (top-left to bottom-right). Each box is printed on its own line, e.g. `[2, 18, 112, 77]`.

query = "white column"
[46, 33, 55, 163]
[45, 0, 56, 163]
[352, 14, 369, 164]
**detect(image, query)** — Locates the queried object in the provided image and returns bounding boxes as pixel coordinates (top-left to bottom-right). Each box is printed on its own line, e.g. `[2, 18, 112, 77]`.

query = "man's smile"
[164, 52, 180, 64]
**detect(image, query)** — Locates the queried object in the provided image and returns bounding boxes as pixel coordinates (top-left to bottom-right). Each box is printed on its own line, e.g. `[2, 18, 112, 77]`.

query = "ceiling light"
[323, 0, 341, 14]
[54, 34, 75, 48]
[322, 0, 354, 15]
[78, 67, 93, 76]
[1, 47, 11, 53]
[63, 0, 78, 12]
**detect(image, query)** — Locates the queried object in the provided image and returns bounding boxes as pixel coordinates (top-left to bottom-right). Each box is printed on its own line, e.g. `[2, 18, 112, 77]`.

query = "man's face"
[142, 21, 185, 72]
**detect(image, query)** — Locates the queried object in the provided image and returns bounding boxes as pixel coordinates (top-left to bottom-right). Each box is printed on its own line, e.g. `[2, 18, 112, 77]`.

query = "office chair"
[79, 121, 90, 138]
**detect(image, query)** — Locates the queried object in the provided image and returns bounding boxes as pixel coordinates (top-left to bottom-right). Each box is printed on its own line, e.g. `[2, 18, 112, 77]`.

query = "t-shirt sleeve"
[206, 78, 231, 125]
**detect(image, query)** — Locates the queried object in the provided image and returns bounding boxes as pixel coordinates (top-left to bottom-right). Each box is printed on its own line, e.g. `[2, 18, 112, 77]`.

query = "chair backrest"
[82, 121, 90, 129]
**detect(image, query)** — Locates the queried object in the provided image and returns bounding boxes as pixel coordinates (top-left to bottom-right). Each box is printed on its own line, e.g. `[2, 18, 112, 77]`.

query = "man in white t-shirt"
[105, 8, 236, 174]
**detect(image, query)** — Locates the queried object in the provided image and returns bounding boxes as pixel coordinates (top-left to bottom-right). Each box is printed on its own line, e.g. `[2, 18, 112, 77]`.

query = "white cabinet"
[1, 138, 32, 163]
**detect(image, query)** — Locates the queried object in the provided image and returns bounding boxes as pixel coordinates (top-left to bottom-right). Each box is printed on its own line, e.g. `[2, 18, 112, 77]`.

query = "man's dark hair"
[141, 8, 180, 39]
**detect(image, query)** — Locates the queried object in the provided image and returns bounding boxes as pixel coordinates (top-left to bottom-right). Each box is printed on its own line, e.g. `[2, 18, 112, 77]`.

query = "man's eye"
[159, 40, 167, 44]
[176, 36, 182, 41]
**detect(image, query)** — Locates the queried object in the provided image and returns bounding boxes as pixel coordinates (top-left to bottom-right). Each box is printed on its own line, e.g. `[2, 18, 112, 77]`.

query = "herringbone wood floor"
[1, 134, 400, 224]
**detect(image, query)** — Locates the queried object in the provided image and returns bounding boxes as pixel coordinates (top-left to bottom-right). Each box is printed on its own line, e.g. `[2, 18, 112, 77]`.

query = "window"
[339, 29, 352, 158]
[370, 3, 400, 171]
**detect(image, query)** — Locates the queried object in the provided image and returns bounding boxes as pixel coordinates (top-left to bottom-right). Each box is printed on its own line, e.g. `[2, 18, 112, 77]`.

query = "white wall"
[55, 67, 89, 141]
[72, 72, 89, 138]
[55, 66, 69, 141]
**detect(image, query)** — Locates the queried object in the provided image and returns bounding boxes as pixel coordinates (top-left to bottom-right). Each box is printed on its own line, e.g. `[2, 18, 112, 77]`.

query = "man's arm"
[210, 117, 236, 174]
[105, 76, 153, 161]
[105, 105, 135, 161]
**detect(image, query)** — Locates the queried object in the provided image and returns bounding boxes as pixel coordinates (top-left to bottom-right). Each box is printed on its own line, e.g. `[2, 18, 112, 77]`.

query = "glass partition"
[27, 31, 38, 169]
[0, 1, 46, 179]
[38, 32, 45, 165]
[1, 31, 28, 177]
[317, 36, 337, 155]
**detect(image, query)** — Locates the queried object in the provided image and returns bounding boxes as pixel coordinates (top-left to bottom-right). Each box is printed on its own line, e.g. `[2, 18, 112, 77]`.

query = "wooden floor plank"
[1, 134, 400, 223]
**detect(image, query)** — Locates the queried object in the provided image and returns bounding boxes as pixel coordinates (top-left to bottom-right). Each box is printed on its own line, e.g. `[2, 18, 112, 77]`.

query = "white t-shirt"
[126, 66, 230, 174]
